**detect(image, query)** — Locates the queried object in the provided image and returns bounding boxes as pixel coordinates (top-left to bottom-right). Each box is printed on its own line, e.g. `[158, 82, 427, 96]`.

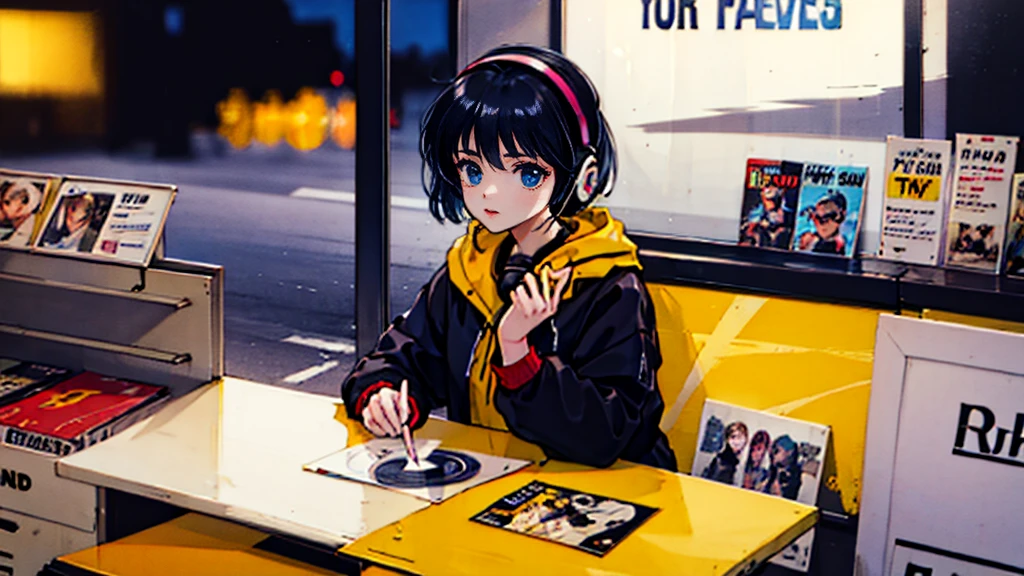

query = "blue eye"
[458, 161, 483, 186]
[517, 164, 548, 189]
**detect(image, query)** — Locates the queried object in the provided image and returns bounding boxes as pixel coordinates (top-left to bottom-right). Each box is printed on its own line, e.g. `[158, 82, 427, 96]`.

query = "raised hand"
[497, 266, 571, 364]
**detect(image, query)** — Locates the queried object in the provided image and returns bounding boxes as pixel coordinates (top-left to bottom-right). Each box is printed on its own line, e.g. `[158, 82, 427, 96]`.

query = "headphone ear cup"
[574, 155, 598, 203]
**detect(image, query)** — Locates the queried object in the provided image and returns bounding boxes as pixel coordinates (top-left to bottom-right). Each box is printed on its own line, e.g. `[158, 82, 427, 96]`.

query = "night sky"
[284, 0, 448, 55]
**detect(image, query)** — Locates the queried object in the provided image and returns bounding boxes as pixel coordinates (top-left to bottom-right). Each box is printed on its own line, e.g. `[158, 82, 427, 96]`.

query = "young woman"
[341, 44, 676, 471]
[700, 421, 748, 484]
[0, 179, 43, 246]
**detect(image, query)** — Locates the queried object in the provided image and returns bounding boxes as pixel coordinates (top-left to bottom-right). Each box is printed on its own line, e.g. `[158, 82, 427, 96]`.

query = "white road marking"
[282, 360, 341, 384]
[282, 334, 357, 354]
[290, 187, 429, 211]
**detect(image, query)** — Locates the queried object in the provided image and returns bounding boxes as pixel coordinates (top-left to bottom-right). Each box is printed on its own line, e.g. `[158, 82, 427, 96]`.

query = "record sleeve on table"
[470, 480, 659, 557]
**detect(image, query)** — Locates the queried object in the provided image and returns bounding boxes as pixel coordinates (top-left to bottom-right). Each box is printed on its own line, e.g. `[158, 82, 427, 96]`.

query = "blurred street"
[0, 90, 463, 396]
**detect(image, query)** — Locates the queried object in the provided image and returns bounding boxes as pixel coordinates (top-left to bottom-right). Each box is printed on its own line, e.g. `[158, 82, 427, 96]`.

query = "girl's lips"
[484, 209, 499, 216]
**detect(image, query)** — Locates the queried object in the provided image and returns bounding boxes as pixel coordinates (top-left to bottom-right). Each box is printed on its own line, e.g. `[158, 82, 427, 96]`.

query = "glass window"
[0, 2, 357, 395]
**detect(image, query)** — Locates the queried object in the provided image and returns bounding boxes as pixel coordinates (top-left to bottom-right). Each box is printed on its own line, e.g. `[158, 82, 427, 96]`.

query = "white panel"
[0, 507, 95, 576]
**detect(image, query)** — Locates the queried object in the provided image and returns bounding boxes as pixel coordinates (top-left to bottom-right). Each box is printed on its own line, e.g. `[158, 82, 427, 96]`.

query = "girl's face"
[455, 133, 557, 234]
[749, 443, 766, 465]
[66, 198, 92, 228]
[727, 429, 747, 455]
[1, 188, 31, 221]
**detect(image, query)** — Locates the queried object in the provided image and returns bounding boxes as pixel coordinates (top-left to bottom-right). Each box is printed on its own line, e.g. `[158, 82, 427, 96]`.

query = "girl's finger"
[362, 408, 387, 437]
[369, 395, 398, 436]
[515, 285, 537, 316]
[380, 392, 405, 433]
[541, 267, 551, 305]
[523, 273, 544, 313]
[551, 267, 571, 310]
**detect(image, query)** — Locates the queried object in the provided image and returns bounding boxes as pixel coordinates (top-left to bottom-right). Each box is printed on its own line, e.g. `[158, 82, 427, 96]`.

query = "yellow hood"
[447, 207, 642, 323]
[446, 207, 642, 431]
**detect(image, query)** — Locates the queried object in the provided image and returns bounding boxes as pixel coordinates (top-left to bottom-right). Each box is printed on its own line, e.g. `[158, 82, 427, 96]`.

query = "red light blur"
[330, 70, 345, 87]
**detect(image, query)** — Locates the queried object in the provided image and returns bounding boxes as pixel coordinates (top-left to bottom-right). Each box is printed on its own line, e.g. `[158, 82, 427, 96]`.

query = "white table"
[56, 377, 429, 548]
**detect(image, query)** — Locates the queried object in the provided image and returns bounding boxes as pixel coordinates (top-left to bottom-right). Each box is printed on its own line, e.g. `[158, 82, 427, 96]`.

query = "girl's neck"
[510, 209, 561, 258]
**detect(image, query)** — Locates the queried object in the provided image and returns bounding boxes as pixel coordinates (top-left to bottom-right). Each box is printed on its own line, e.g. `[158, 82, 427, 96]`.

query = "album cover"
[878, 137, 954, 265]
[944, 134, 1019, 273]
[471, 480, 658, 557]
[0, 372, 167, 456]
[0, 362, 71, 407]
[0, 170, 61, 250]
[693, 399, 830, 572]
[739, 159, 803, 250]
[33, 177, 176, 266]
[792, 163, 868, 257]
[1004, 174, 1024, 276]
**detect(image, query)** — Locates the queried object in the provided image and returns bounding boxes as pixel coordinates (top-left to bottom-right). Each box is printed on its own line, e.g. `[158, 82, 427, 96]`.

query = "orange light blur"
[0, 10, 103, 97]
[285, 88, 328, 152]
[253, 90, 286, 146]
[216, 88, 253, 150]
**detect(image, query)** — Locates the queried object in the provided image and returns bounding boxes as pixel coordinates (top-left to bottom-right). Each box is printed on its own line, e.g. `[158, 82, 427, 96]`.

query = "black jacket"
[341, 209, 677, 472]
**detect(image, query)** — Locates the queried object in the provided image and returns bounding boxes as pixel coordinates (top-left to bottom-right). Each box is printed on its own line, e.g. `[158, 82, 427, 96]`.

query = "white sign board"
[857, 315, 1024, 576]
[564, 0, 903, 252]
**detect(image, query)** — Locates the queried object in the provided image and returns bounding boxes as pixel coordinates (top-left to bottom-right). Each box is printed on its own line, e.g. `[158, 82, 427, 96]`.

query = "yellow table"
[55, 378, 816, 575]
[341, 417, 818, 576]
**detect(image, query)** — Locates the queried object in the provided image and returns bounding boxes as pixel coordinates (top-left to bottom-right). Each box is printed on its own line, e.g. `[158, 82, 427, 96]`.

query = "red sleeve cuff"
[493, 347, 543, 391]
[354, 380, 422, 427]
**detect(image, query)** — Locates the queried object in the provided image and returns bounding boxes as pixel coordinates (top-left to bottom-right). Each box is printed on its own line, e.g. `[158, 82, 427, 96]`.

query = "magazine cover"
[739, 159, 803, 250]
[692, 400, 830, 572]
[0, 362, 71, 407]
[878, 137, 954, 265]
[791, 164, 868, 257]
[0, 372, 166, 456]
[0, 170, 61, 250]
[33, 177, 176, 266]
[471, 480, 659, 557]
[1004, 174, 1024, 276]
[944, 134, 1020, 273]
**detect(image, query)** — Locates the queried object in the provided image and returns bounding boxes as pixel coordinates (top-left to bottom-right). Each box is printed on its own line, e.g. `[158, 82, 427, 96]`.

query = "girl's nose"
[482, 183, 498, 198]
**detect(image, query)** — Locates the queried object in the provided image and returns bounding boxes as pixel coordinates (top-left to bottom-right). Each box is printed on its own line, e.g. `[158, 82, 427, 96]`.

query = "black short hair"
[420, 44, 617, 224]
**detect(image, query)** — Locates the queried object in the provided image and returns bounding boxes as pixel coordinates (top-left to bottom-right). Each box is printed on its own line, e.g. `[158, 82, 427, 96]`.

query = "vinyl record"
[371, 449, 482, 489]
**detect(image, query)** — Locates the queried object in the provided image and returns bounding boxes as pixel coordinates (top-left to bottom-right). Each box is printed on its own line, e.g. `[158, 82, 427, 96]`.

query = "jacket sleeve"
[493, 271, 666, 468]
[340, 266, 450, 428]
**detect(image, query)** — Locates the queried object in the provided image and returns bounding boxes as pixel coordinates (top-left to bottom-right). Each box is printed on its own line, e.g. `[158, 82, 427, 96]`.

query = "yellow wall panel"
[649, 283, 884, 515]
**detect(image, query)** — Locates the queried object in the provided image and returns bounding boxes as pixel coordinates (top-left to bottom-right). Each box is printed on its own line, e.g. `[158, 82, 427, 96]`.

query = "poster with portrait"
[792, 163, 868, 257]
[943, 134, 1019, 273]
[878, 137, 953, 265]
[738, 159, 803, 250]
[33, 177, 175, 266]
[0, 170, 61, 250]
[1003, 174, 1024, 276]
[692, 399, 830, 572]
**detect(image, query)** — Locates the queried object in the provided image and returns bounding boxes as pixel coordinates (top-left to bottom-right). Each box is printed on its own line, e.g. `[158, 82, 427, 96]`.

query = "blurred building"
[0, 0, 343, 156]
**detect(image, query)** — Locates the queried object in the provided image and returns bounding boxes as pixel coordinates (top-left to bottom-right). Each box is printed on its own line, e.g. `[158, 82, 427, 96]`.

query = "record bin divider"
[0, 248, 223, 396]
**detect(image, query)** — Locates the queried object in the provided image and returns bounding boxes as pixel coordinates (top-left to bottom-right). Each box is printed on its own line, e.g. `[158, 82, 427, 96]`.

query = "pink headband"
[463, 54, 591, 148]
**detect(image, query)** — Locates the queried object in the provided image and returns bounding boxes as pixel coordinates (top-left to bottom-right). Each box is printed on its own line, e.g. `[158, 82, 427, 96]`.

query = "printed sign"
[33, 177, 175, 266]
[879, 137, 953, 265]
[944, 134, 1019, 272]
